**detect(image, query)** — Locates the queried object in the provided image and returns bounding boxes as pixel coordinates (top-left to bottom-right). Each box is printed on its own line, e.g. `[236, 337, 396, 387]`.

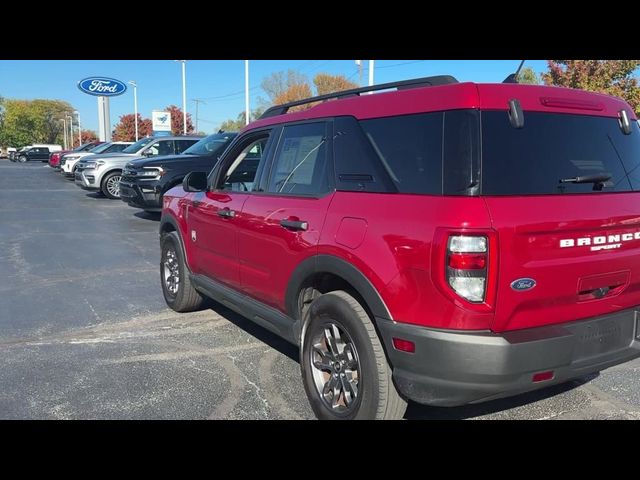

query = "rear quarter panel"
[321, 192, 494, 329]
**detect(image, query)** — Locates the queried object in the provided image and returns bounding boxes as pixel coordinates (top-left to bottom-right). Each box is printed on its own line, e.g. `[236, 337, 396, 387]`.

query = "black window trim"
[256, 118, 336, 200]
[208, 126, 277, 194]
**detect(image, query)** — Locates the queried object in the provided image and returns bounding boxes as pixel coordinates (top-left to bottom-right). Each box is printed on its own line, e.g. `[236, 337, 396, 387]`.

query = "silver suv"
[74, 135, 203, 199]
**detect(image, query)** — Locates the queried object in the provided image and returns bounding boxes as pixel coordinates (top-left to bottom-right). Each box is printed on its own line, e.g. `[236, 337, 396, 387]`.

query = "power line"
[376, 60, 426, 70]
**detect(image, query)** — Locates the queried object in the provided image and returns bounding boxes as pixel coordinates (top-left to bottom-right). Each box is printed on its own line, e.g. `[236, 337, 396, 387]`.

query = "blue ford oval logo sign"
[77, 77, 127, 97]
[511, 278, 536, 292]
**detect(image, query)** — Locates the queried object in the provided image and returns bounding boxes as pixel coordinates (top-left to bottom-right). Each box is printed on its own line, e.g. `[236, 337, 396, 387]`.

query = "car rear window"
[481, 111, 640, 195]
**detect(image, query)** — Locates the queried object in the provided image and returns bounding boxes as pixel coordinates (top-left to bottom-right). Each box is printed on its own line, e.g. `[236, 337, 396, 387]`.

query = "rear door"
[480, 110, 640, 332]
[36, 148, 49, 160]
[237, 121, 334, 311]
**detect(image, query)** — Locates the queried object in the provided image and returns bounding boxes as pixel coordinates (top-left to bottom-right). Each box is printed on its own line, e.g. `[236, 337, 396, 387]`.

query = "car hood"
[78, 153, 139, 164]
[127, 153, 206, 168]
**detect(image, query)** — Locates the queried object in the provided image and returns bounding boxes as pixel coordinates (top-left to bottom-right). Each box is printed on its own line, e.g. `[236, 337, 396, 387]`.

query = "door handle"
[280, 219, 308, 231]
[217, 208, 236, 218]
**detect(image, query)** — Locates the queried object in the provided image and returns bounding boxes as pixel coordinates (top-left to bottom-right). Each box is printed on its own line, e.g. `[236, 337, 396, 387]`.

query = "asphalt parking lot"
[1, 160, 639, 420]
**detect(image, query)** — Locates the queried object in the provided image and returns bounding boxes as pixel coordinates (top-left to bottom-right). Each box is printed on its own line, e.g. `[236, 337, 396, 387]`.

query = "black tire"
[101, 171, 122, 199]
[160, 231, 207, 312]
[300, 290, 407, 420]
[18, 156, 27, 163]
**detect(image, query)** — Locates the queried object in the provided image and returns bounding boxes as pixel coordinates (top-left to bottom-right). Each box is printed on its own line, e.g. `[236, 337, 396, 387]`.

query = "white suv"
[60, 142, 132, 178]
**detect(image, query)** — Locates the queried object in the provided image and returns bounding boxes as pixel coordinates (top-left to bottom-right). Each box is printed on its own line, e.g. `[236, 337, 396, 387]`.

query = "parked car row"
[9, 144, 62, 162]
[49, 141, 105, 168]
[46, 77, 640, 420]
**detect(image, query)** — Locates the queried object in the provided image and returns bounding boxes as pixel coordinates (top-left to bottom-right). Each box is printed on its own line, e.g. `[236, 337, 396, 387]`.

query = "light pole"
[368, 60, 375, 87]
[128, 81, 138, 141]
[66, 114, 73, 148]
[61, 118, 68, 150]
[245, 60, 250, 126]
[175, 60, 187, 134]
[191, 98, 206, 134]
[74, 110, 81, 146]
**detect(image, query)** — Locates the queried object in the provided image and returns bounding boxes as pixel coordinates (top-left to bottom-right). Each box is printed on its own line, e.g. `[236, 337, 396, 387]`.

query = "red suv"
[159, 75, 640, 420]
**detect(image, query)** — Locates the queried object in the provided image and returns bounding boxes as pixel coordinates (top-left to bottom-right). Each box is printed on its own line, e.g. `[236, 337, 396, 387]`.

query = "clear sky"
[0, 60, 549, 133]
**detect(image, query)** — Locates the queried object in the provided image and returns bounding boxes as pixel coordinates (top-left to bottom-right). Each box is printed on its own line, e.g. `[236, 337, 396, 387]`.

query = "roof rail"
[258, 75, 459, 119]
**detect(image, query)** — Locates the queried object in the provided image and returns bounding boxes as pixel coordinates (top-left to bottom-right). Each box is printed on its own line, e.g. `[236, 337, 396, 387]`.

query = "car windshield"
[122, 137, 155, 154]
[183, 133, 237, 156]
[75, 143, 98, 152]
[89, 143, 112, 154]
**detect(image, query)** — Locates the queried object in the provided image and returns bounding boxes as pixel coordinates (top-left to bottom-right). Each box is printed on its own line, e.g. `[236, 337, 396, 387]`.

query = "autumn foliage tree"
[165, 105, 195, 135]
[218, 71, 381, 130]
[313, 73, 359, 95]
[80, 130, 99, 144]
[112, 114, 152, 141]
[273, 83, 313, 112]
[542, 60, 640, 114]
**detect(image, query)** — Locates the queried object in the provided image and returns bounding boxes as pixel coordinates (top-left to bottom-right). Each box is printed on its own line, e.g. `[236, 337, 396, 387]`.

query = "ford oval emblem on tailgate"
[511, 278, 536, 292]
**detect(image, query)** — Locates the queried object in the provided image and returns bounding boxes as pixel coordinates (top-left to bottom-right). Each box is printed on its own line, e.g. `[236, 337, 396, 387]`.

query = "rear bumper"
[119, 180, 162, 211]
[377, 307, 640, 406]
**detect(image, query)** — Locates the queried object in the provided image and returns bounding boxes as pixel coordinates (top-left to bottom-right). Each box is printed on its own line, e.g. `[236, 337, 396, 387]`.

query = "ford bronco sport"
[159, 75, 640, 420]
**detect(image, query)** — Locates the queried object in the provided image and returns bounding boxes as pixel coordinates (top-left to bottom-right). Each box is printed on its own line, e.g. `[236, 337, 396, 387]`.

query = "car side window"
[267, 122, 329, 195]
[175, 140, 196, 154]
[216, 136, 269, 192]
[145, 141, 173, 157]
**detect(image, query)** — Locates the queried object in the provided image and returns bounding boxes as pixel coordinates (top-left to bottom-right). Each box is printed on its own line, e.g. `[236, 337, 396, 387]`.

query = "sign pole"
[78, 77, 127, 142]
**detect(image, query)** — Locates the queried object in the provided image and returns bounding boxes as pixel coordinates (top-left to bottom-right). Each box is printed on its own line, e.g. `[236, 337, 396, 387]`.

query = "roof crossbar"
[258, 75, 459, 119]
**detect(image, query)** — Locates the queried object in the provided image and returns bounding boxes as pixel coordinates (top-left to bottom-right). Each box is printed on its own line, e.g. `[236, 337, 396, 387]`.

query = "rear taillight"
[447, 235, 488, 303]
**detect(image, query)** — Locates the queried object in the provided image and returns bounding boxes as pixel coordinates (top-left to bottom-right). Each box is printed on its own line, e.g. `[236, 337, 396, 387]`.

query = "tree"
[112, 113, 152, 141]
[261, 70, 309, 103]
[542, 60, 640, 114]
[219, 112, 247, 132]
[313, 73, 359, 95]
[0, 99, 38, 147]
[31, 99, 74, 143]
[80, 130, 99, 144]
[218, 106, 269, 132]
[517, 67, 540, 85]
[0, 98, 73, 147]
[164, 105, 195, 135]
[273, 83, 313, 112]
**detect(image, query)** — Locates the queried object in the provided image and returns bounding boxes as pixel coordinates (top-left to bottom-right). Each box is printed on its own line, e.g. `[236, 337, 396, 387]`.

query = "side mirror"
[183, 171, 208, 192]
[143, 149, 155, 157]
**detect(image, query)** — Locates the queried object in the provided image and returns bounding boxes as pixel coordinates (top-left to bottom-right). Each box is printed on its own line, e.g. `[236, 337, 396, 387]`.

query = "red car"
[49, 141, 103, 168]
[159, 75, 640, 420]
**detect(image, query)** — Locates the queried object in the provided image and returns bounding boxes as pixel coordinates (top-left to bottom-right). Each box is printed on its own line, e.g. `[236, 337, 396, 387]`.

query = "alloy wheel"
[309, 321, 361, 414]
[163, 248, 180, 296]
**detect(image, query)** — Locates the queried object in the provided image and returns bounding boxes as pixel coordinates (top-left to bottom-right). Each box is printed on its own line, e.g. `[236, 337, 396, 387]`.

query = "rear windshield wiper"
[559, 173, 612, 191]
[560, 173, 612, 184]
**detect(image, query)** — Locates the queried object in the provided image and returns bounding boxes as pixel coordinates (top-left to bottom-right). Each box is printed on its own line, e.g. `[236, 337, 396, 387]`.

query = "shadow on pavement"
[206, 299, 600, 420]
[207, 301, 299, 363]
[85, 192, 105, 199]
[134, 211, 161, 221]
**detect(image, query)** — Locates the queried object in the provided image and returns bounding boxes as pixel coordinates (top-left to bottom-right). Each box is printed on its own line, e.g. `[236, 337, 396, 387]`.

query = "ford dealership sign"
[78, 77, 127, 97]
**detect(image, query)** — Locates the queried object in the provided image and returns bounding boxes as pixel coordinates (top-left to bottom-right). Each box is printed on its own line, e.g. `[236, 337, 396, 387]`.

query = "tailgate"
[486, 194, 640, 332]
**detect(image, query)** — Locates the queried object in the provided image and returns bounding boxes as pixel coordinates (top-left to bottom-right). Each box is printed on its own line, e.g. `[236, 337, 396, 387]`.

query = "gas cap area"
[335, 217, 368, 250]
